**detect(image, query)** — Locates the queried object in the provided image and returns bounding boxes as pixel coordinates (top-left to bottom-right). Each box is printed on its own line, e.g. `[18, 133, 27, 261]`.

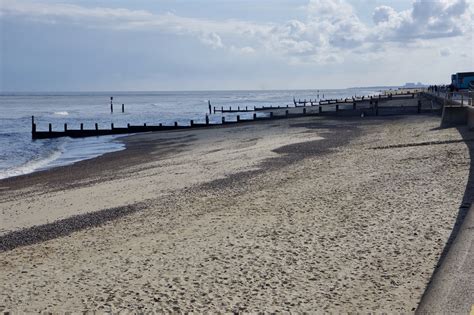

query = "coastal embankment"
[0, 99, 471, 312]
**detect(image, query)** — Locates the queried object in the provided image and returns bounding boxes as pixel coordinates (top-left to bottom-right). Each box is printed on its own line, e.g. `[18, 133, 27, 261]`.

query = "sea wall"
[421, 92, 474, 129]
[441, 106, 468, 127]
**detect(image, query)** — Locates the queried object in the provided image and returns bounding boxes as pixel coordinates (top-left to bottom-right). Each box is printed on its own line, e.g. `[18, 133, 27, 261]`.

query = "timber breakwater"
[31, 91, 429, 139]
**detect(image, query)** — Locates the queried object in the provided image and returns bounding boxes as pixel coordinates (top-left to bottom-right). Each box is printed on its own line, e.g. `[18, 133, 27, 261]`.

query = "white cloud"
[238, 46, 256, 54]
[1, 0, 472, 65]
[373, 6, 398, 24]
[199, 32, 224, 49]
[0, 0, 153, 21]
[371, 0, 472, 42]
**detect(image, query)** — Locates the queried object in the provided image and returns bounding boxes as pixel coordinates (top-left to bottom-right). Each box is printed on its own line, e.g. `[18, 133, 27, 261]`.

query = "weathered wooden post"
[111, 123, 114, 130]
[221, 106, 223, 112]
[270, 112, 274, 118]
[95, 123, 98, 131]
[174, 121, 178, 127]
[64, 123, 68, 132]
[254, 106, 256, 110]
[237, 115, 240, 122]
[303, 108, 306, 114]
[49, 123, 52, 132]
[159, 123, 163, 127]
[190, 120, 194, 126]
[213, 107, 216, 114]
[353, 101, 356, 110]
[205, 115, 209, 125]
[238, 106, 240, 111]
[110, 96, 113, 113]
[253, 113, 257, 120]
[319, 105, 322, 114]
[246, 106, 248, 111]
[336, 104, 339, 112]
[230, 106, 232, 111]
[285, 110, 289, 117]
[80, 123, 84, 130]
[208, 100, 212, 114]
[127, 123, 130, 129]
[122, 104, 125, 113]
[222, 117, 226, 124]
[31, 116, 36, 134]
[144, 123, 147, 127]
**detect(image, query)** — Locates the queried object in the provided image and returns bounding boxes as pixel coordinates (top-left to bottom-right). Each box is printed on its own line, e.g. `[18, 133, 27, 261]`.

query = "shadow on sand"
[416, 125, 474, 311]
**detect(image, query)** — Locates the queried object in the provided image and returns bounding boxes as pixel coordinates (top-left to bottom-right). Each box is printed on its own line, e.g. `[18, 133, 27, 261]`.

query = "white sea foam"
[54, 111, 69, 116]
[0, 144, 65, 180]
[0, 136, 126, 180]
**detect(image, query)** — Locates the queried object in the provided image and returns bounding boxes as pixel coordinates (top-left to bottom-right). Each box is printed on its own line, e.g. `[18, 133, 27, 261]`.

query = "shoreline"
[1, 90, 418, 183]
[0, 134, 126, 181]
[0, 112, 471, 312]
[0, 117, 329, 235]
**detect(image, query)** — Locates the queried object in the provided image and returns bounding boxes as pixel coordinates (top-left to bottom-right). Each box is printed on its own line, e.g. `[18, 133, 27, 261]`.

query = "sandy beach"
[0, 110, 471, 312]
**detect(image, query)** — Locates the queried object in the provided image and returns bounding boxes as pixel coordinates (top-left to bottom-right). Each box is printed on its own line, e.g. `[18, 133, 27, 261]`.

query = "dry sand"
[0, 111, 471, 312]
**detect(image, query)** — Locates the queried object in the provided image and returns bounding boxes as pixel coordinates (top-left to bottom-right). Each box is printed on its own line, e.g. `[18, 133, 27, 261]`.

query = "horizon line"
[0, 85, 415, 94]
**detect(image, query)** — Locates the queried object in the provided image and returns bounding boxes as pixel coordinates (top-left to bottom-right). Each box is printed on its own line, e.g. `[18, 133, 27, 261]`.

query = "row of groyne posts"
[32, 91, 422, 139]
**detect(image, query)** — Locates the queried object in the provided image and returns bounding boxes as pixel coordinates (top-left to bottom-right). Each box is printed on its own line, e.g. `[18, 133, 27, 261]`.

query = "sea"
[0, 88, 382, 180]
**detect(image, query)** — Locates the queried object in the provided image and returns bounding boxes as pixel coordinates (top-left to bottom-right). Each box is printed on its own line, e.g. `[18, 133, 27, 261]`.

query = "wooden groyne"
[213, 105, 255, 113]
[257, 92, 415, 111]
[210, 92, 416, 114]
[32, 111, 312, 139]
[32, 91, 427, 139]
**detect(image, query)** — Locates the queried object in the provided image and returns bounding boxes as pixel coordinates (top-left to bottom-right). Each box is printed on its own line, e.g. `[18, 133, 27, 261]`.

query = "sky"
[0, 0, 473, 91]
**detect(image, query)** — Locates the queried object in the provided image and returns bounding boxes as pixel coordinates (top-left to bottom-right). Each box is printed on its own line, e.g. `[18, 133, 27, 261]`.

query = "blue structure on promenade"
[451, 72, 474, 89]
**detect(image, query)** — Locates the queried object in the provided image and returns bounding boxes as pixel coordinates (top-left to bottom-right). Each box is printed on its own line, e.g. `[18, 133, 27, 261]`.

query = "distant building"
[451, 72, 474, 89]
[403, 82, 426, 88]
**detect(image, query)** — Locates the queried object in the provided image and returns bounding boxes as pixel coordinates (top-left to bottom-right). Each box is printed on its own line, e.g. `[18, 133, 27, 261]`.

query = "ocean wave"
[0, 136, 126, 180]
[0, 144, 65, 180]
[53, 111, 69, 116]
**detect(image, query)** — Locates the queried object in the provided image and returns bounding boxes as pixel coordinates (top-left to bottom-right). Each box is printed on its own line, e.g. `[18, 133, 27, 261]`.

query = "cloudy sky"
[1, 0, 473, 91]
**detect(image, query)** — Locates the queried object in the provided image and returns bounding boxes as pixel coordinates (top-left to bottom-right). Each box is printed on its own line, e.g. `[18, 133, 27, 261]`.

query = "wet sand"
[0, 112, 471, 312]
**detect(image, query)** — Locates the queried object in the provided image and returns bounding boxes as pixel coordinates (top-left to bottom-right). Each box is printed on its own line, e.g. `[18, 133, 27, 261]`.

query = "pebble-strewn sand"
[0, 113, 470, 312]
